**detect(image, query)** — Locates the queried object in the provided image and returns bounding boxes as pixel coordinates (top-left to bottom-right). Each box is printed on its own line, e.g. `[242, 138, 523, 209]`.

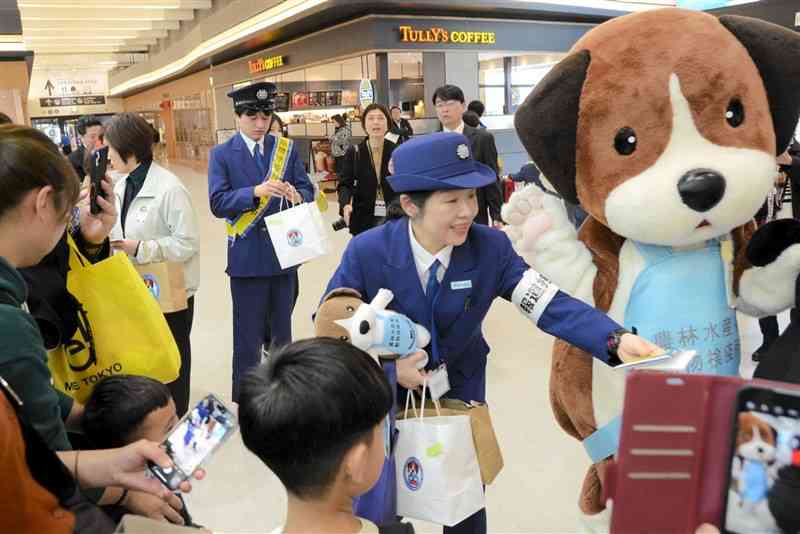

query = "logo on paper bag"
[142, 274, 161, 300]
[403, 457, 423, 491]
[287, 229, 304, 247]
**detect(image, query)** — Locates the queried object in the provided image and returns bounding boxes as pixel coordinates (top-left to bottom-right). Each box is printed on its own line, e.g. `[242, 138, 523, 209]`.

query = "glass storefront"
[137, 111, 168, 162]
[478, 53, 566, 115]
[478, 57, 505, 116]
[233, 53, 424, 138]
[510, 54, 562, 112]
[223, 53, 425, 183]
[173, 91, 214, 162]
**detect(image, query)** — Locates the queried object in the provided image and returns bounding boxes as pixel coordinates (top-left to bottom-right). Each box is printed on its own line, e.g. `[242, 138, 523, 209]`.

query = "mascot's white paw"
[503, 186, 575, 253]
[502, 185, 545, 236]
[503, 186, 593, 295]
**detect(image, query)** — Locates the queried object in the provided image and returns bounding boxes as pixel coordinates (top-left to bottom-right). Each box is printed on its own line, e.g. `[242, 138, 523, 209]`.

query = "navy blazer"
[208, 133, 314, 277]
[324, 218, 621, 403]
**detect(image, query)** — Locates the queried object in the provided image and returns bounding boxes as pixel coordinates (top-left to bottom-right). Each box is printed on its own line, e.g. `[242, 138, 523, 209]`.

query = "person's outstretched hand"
[73, 440, 206, 498]
[618, 334, 663, 363]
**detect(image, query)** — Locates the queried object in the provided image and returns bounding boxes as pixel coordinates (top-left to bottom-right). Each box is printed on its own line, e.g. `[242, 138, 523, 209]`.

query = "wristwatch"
[607, 326, 637, 365]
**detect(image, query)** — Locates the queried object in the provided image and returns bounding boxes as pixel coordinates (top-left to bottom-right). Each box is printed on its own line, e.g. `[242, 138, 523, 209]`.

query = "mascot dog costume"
[503, 8, 800, 516]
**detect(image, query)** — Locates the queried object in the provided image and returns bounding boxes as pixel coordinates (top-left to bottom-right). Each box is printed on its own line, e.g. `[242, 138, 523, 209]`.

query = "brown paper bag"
[134, 262, 188, 314]
[397, 399, 504, 485]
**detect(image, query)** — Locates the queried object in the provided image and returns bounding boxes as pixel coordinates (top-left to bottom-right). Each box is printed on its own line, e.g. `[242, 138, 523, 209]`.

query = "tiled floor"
[167, 161, 619, 533]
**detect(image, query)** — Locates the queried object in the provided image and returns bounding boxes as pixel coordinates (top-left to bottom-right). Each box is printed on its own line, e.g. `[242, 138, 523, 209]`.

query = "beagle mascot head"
[515, 8, 800, 246]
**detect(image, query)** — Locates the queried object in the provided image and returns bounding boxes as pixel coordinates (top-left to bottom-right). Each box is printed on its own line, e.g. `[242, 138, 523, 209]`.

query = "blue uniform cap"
[387, 132, 497, 193]
[227, 81, 278, 111]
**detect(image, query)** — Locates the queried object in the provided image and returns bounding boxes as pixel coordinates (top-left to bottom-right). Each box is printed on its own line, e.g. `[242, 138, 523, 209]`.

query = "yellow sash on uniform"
[226, 136, 293, 239]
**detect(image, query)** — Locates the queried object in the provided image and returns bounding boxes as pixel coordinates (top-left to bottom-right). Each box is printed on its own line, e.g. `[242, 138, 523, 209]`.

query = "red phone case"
[605, 371, 800, 533]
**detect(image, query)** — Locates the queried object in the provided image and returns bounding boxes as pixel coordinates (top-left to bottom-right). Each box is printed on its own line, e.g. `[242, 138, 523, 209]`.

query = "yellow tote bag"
[47, 237, 180, 403]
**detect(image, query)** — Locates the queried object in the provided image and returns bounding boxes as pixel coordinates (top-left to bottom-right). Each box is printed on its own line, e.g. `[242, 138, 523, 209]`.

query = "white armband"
[512, 268, 560, 325]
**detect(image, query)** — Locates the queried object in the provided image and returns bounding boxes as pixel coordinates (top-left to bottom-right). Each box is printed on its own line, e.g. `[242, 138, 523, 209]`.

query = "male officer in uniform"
[208, 82, 314, 403]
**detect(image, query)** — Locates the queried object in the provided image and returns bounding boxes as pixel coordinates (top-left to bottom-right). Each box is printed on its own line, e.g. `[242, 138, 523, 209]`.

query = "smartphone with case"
[722, 386, 800, 534]
[147, 394, 238, 490]
[90, 146, 109, 215]
[613, 349, 697, 371]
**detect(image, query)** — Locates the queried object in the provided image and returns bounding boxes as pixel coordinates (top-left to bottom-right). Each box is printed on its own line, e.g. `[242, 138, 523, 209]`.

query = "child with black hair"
[239, 338, 414, 534]
[82, 375, 201, 528]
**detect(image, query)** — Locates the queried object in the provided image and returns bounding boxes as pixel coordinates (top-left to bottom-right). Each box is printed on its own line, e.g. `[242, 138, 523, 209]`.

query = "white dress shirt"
[240, 131, 265, 157]
[443, 121, 465, 135]
[409, 222, 453, 293]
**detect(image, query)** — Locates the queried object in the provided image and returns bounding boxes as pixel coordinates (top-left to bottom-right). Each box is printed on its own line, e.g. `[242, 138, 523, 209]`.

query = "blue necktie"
[426, 260, 441, 367]
[254, 143, 267, 178]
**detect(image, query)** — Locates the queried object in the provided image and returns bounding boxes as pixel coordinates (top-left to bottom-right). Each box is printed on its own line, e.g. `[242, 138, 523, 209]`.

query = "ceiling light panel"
[110, 0, 329, 95]
[19, 7, 195, 20]
[19, 0, 210, 8]
[22, 19, 180, 30]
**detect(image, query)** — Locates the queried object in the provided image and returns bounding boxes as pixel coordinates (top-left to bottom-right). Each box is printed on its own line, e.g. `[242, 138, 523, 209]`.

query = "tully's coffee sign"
[248, 55, 286, 75]
[398, 25, 496, 45]
[40, 96, 106, 107]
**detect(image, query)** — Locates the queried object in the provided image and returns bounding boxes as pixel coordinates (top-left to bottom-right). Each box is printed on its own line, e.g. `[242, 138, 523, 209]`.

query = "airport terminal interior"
[2, 0, 800, 533]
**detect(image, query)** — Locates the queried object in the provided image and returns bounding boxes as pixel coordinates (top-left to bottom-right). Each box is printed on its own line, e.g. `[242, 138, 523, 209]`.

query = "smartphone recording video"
[90, 146, 109, 215]
[723, 387, 800, 534]
[148, 394, 238, 490]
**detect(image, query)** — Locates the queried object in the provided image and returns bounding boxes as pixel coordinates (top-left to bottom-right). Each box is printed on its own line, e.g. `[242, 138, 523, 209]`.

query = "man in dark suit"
[68, 115, 103, 180]
[433, 85, 502, 226]
[389, 105, 414, 143]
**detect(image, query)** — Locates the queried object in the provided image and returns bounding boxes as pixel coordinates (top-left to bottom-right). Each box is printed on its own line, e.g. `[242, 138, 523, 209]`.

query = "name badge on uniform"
[427, 364, 450, 401]
[451, 280, 472, 290]
[374, 199, 387, 217]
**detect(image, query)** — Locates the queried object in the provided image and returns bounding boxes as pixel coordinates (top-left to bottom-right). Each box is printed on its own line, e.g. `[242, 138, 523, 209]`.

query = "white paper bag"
[265, 200, 331, 269]
[395, 386, 485, 526]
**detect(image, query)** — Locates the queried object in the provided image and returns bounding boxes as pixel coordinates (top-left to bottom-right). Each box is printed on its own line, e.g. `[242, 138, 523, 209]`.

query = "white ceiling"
[18, 0, 728, 97]
[19, 0, 211, 76]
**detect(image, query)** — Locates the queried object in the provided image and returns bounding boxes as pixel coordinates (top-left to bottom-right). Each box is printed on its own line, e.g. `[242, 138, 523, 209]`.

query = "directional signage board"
[39, 96, 106, 107]
[29, 71, 108, 99]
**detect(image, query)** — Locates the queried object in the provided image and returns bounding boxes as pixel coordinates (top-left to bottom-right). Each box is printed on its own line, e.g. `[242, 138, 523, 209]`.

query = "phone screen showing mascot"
[725, 410, 800, 534]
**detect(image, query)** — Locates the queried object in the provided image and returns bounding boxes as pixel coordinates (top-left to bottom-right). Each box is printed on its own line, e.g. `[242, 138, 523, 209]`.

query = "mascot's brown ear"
[514, 50, 590, 205]
[719, 15, 800, 155]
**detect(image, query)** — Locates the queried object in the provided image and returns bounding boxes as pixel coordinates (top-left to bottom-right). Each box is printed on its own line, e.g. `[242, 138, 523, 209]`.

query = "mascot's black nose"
[359, 320, 370, 335]
[677, 168, 726, 212]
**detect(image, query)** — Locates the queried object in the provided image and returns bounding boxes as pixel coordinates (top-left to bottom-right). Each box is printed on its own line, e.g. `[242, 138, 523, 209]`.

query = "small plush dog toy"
[315, 288, 430, 367]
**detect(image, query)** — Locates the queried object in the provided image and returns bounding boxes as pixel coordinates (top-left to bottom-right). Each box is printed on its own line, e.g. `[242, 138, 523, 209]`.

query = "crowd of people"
[1, 70, 796, 533]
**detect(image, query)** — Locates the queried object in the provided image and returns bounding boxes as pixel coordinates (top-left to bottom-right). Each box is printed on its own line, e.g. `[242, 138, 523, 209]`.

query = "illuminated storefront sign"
[248, 55, 286, 75]
[398, 25, 496, 45]
[359, 79, 374, 107]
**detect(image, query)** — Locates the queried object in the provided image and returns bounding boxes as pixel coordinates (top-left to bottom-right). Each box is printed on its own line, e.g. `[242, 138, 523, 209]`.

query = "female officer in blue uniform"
[208, 82, 314, 403]
[323, 132, 660, 534]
